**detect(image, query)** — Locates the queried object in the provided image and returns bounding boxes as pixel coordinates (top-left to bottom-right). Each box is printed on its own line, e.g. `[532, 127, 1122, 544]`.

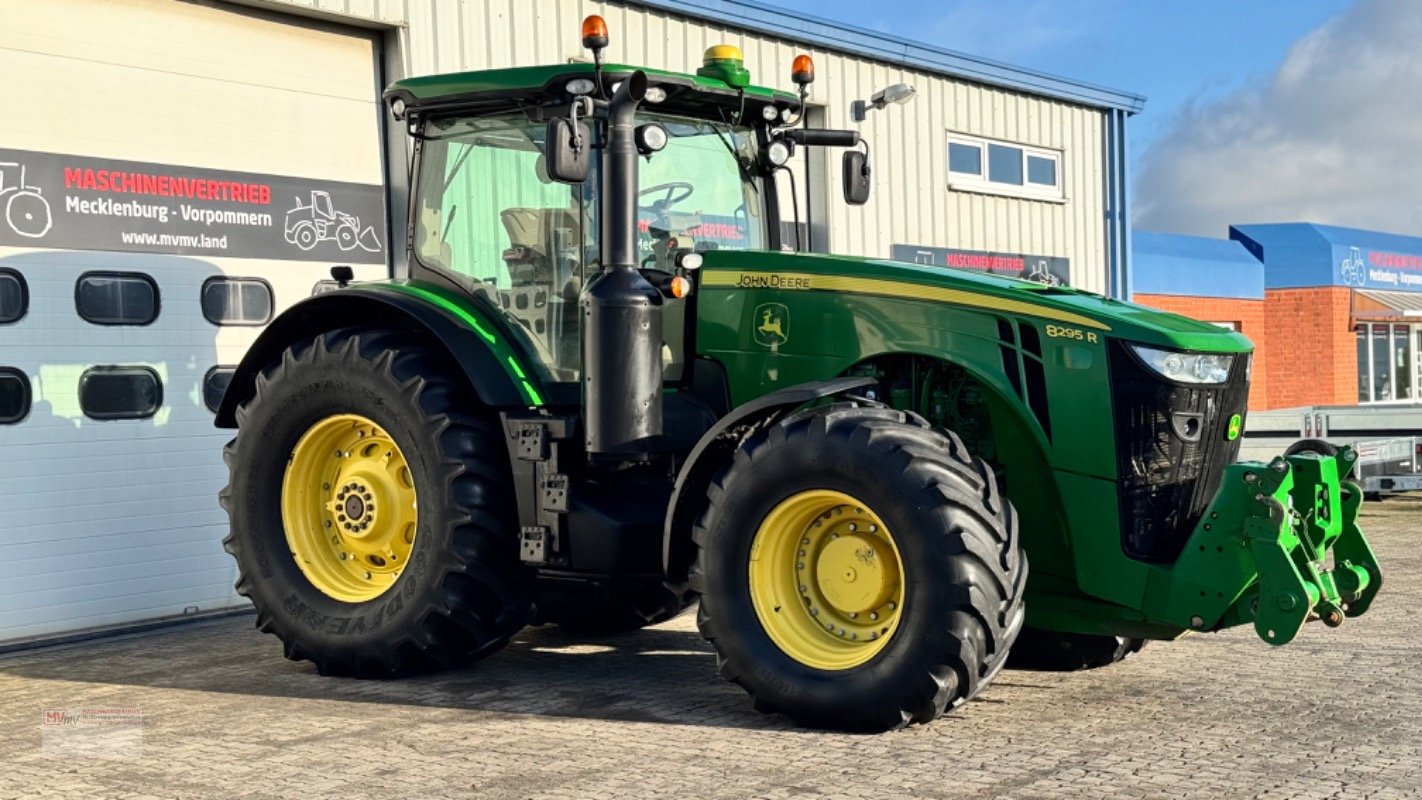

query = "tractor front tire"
[220, 328, 532, 677]
[691, 405, 1027, 732]
[1007, 628, 1147, 671]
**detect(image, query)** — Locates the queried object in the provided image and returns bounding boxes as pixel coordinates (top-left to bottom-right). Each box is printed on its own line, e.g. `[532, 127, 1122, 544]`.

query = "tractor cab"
[385, 32, 863, 418]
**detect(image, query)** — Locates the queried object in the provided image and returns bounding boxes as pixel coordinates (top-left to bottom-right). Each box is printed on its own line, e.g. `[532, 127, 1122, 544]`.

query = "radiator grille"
[1109, 342, 1250, 562]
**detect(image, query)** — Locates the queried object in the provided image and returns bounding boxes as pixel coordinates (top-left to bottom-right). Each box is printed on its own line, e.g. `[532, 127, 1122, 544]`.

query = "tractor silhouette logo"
[284, 190, 380, 253]
[0, 162, 53, 239]
[753, 302, 789, 347]
[1339, 246, 1367, 287]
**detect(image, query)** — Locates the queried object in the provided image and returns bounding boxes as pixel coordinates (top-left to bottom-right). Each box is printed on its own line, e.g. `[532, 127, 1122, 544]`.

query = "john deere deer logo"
[753, 302, 789, 347]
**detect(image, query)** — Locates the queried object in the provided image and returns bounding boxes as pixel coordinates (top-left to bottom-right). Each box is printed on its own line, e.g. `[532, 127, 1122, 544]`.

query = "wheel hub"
[749, 490, 904, 670]
[281, 414, 418, 602]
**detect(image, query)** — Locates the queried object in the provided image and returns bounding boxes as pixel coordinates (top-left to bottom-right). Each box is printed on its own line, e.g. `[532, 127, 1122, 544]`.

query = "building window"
[202, 277, 273, 325]
[78, 366, 163, 420]
[947, 133, 1064, 201]
[75, 272, 160, 326]
[0, 269, 28, 324]
[203, 366, 235, 413]
[0, 367, 30, 424]
[1356, 322, 1416, 403]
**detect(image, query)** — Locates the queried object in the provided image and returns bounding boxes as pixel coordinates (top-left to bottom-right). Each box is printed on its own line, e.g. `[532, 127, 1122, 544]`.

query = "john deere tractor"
[216, 18, 1381, 732]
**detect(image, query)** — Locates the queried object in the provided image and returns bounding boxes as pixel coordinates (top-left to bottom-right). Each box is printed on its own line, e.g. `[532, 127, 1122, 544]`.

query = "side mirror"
[842, 150, 871, 205]
[544, 117, 590, 184]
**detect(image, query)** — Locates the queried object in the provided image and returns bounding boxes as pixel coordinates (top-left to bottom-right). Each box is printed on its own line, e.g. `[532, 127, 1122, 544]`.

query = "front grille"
[1109, 342, 1250, 562]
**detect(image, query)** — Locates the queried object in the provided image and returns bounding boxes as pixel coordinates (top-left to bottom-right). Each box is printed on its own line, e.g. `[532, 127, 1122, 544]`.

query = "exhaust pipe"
[582, 71, 664, 462]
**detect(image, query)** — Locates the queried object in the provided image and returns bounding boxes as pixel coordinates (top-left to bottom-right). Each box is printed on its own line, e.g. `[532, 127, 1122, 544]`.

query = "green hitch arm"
[1151, 446, 1382, 645]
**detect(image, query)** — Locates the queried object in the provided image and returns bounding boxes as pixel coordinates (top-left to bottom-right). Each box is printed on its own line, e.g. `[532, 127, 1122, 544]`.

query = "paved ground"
[2, 499, 1419, 800]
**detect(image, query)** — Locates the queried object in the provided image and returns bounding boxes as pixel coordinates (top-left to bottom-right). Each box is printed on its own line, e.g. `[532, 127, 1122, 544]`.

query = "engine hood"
[697, 250, 1253, 354]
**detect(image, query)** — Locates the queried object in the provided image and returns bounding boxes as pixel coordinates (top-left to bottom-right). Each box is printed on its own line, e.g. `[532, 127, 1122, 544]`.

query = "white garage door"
[0, 0, 388, 645]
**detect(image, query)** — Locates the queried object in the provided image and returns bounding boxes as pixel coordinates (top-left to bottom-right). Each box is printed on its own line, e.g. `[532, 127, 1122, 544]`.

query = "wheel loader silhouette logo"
[1339, 246, 1367, 287]
[284, 190, 381, 253]
[0, 162, 53, 239]
[753, 302, 789, 347]
[1025, 259, 1062, 286]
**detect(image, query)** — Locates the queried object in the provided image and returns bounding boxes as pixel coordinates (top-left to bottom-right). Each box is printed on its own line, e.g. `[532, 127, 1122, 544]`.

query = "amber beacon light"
[791, 54, 815, 86]
[581, 15, 609, 50]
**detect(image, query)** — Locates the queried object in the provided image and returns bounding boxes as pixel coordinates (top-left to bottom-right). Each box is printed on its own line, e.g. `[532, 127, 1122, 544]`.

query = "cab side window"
[416, 115, 593, 382]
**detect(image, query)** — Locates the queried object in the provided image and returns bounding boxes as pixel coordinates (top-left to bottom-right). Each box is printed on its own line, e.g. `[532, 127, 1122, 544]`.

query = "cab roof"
[385, 62, 801, 119]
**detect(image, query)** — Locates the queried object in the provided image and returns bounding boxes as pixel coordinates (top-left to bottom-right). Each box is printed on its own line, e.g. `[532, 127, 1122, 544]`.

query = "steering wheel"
[639, 181, 695, 213]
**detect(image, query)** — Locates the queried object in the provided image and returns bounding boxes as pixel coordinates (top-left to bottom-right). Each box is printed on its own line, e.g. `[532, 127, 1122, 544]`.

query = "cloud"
[1134, 0, 1422, 238]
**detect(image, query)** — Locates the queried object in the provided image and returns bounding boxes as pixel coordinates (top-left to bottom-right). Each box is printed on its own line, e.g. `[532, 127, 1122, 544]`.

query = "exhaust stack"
[582, 71, 664, 461]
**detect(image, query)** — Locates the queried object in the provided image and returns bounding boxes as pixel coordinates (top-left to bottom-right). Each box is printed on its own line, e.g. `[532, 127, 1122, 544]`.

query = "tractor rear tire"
[690, 404, 1027, 732]
[220, 328, 532, 677]
[1007, 628, 1147, 671]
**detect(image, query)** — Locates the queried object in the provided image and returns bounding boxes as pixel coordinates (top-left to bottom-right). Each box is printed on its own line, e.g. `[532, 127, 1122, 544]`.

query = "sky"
[769, 0, 1420, 239]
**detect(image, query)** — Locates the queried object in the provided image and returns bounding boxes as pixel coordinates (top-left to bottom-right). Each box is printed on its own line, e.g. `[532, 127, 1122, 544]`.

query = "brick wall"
[1133, 293, 1270, 411]
[1259, 287, 1357, 409]
[1135, 288, 1359, 411]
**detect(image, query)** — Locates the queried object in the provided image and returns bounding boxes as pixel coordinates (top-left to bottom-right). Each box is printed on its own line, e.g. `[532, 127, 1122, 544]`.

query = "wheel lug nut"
[797, 562, 804, 570]
[868, 524, 877, 533]
[322, 483, 330, 491]
[809, 608, 818, 616]
[848, 523, 857, 532]
[849, 612, 857, 619]
[363, 572, 372, 579]
[830, 533, 839, 539]
[338, 553, 348, 560]
[801, 537, 810, 545]
[850, 633, 858, 640]
[887, 601, 897, 610]
[825, 622, 835, 631]
[799, 549, 806, 557]
[869, 612, 878, 620]
[324, 520, 332, 529]
[798, 585, 808, 593]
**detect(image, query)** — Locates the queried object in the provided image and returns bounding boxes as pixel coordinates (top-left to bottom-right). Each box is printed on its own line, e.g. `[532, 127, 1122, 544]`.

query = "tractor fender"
[215, 283, 532, 428]
[661, 376, 876, 591]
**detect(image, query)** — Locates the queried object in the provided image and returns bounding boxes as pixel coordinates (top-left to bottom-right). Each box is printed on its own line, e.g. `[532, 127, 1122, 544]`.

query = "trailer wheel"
[1285, 439, 1339, 458]
[690, 405, 1027, 731]
[1006, 628, 1147, 671]
[220, 328, 532, 676]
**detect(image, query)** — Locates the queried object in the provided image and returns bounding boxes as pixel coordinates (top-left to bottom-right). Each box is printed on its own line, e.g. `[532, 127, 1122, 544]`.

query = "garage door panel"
[0, 0, 386, 644]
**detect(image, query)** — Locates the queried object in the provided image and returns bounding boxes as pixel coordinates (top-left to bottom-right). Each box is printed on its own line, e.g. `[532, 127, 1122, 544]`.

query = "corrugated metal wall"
[260, 0, 1111, 292]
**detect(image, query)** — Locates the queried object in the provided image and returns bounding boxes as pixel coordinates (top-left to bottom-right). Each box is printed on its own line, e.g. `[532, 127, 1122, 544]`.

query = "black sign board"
[891, 243, 1070, 286]
[0, 147, 385, 263]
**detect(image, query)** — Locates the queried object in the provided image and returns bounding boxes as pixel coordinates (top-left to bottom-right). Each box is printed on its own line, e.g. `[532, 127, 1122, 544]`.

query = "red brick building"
[1134, 224, 1422, 412]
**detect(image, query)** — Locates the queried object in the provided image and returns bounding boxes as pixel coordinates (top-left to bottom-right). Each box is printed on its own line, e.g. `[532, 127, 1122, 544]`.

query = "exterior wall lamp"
[850, 83, 917, 122]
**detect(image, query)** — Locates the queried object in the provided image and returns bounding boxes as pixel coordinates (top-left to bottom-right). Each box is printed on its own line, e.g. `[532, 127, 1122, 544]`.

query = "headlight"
[1129, 345, 1233, 385]
[765, 139, 792, 167]
[566, 78, 596, 96]
[761, 104, 779, 121]
[635, 123, 668, 154]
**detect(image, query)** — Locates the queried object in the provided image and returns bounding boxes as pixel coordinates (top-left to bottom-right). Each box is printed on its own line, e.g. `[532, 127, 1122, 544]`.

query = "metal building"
[0, 0, 1141, 645]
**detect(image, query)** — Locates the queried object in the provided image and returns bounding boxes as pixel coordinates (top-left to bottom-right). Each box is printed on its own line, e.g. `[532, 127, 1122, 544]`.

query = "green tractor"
[216, 18, 1381, 732]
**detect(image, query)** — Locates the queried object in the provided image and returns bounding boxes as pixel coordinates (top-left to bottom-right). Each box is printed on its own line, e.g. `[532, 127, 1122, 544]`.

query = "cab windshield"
[413, 110, 766, 383]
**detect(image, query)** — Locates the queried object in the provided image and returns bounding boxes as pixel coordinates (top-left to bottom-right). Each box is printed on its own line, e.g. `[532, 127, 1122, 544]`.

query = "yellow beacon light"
[697, 44, 751, 88]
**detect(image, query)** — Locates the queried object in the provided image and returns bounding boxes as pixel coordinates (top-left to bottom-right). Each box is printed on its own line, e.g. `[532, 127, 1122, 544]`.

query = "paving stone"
[2, 497, 1419, 799]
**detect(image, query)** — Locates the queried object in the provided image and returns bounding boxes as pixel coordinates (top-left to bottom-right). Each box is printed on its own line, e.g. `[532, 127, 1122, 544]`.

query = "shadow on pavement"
[0, 612, 802, 732]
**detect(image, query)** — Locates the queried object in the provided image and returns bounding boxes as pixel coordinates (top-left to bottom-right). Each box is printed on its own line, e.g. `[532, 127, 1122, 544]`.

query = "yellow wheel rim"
[281, 414, 418, 602]
[748, 489, 904, 670]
